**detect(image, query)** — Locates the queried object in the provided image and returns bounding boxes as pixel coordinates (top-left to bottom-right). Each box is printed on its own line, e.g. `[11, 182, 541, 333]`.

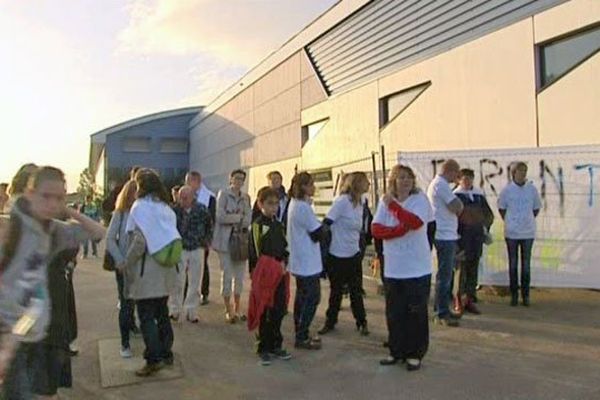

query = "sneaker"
[406, 358, 422, 371]
[259, 353, 271, 366]
[225, 312, 237, 324]
[163, 355, 174, 366]
[270, 349, 292, 360]
[169, 313, 180, 322]
[357, 322, 370, 336]
[294, 339, 321, 350]
[120, 347, 133, 358]
[135, 363, 162, 377]
[433, 316, 459, 327]
[200, 297, 210, 306]
[464, 300, 481, 315]
[318, 324, 335, 335]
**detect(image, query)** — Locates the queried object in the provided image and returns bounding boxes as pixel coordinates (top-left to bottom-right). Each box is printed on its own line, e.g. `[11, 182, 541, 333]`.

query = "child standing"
[247, 187, 291, 366]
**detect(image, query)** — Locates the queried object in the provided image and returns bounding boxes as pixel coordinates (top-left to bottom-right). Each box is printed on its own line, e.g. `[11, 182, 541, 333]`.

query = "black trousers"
[200, 248, 210, 298]
[325, 254, 366, 328]
[384, 274, 431, 361]
[257, 278, 287, 353]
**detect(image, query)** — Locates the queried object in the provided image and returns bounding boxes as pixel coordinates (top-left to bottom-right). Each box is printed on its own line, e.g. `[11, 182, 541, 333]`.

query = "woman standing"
[123, 169, 179, 377]
[287, 172, 325, 350]
[105, 180, 138, 358]
[372, 165, 433, 371]
[212, 169, 252, 323]
[319, 172, 370, 336]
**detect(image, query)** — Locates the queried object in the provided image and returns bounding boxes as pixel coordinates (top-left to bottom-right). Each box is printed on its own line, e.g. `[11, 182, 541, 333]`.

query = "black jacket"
[248, 214, 289, 274]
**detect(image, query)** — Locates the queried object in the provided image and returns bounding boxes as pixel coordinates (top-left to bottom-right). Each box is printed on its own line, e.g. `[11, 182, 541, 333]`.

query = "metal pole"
[380, 145, 387, 194]
[371, 152, 379, 202]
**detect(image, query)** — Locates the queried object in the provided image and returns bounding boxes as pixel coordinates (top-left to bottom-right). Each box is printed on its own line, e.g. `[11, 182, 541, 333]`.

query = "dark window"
[301, 119, 329, 147]
[539, 24, 600, 89]
[160, 138, 188, 154]
[122, 137, 151, 153]
[379, 82, 431, 128]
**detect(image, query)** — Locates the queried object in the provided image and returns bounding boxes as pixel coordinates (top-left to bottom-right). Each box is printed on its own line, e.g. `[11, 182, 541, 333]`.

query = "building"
[89, 106, 201, 193]
[188, 0, 600, 288]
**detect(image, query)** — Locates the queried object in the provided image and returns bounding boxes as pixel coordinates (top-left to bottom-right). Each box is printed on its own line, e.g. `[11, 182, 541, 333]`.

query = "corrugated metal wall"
[306, 0, 568, 95]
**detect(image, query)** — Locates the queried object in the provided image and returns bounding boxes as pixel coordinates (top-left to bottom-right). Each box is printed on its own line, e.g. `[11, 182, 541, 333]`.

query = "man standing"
[427, 159, 463, 327]
[185, 171, 216, 305]
[498, 162, 541, 307]
[170, 186, 212, 322]
[252, 171, 289, 224]
[454, 168, 494, 315]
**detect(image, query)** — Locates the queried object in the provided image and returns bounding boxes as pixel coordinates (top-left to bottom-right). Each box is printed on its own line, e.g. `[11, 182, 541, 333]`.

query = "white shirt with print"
[498, 181, 542, 239]
[372, 193, 433, 279]
[287, 198, 323, 277]
[427, 174, 460, 241]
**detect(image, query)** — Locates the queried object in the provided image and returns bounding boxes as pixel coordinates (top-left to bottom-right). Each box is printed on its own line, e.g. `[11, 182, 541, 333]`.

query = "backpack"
[151, 239, 183, 267]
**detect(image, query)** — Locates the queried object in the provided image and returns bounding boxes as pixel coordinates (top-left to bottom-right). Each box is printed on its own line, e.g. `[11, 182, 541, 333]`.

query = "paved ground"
[60, 250, 600, 400]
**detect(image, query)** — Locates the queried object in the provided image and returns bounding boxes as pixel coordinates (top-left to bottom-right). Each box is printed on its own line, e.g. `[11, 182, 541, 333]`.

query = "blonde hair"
[115, 180, 137, 211]
[340, 172, 368, 207]
[387, 165, 418, 197]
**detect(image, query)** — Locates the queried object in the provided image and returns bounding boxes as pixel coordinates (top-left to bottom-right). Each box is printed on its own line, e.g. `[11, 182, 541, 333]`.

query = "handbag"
[102, 213, 123, 271]
[229, 225, 249, 262]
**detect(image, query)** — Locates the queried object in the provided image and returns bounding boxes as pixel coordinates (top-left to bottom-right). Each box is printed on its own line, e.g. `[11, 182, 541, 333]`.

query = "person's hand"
[382, 193, 394, 206]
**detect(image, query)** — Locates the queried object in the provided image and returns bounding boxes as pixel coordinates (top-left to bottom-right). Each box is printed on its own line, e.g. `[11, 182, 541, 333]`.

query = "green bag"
[152, 239, 183, 267]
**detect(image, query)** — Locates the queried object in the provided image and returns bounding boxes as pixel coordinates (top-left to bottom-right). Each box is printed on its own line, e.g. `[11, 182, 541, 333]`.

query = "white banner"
[398, 145, 600, 289]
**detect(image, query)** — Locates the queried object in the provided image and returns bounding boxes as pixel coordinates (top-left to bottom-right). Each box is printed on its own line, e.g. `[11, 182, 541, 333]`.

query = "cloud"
[118, 0, 336, 67]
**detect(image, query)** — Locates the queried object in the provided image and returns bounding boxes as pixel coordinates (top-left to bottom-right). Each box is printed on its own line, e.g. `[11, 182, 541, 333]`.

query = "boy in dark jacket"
[248, 187, 291, 366]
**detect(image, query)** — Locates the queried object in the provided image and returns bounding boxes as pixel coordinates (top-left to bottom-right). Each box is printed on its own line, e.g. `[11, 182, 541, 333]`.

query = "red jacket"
[247, 255, 290, 331]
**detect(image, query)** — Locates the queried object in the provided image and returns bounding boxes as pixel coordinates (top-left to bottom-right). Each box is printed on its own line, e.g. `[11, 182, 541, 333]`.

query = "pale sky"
[0, 0, 337, 192]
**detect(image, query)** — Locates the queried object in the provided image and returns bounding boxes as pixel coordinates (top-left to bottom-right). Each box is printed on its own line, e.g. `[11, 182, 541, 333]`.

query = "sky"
[0, 0, 337, 192]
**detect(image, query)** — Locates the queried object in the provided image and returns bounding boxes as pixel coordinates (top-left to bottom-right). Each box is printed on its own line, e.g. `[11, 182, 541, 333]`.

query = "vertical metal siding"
[306, 0, 568, 95]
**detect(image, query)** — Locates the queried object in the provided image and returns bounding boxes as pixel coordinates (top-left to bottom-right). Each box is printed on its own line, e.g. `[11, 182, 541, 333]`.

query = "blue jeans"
[115, 272, 135, 348]
[434, 240, 457, 318]
[505, 239, 534, 298]
[136, 297, 173, 365]
[293, 274, 321, 343]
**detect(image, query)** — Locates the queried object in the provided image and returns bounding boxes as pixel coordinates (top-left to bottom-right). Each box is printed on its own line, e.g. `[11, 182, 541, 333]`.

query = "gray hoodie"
[0, 197, 89, 343]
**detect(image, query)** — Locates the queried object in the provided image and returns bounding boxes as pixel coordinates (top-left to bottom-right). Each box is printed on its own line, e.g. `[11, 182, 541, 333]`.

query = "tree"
[77, 168, 97, 199]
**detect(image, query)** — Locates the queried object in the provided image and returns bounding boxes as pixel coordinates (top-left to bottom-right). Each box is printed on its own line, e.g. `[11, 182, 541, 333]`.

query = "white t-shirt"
[326, 194, 362, 258]
[498, 181, 542, 239]
[427, 175, 459, 240]
[372, 193, 433, 279]
[287, 198, 323, 277]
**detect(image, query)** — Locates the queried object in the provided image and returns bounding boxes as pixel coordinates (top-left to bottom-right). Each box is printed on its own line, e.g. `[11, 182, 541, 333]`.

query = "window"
[122, 137, 151, 153]
[539, 24, 600, 89]
[301, 119, 329, 147]
[379, 82, 431, 128]
[160, 138, 188, 154]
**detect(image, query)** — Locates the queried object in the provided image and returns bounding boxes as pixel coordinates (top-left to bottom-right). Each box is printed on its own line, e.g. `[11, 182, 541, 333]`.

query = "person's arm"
[123, 230, 146, 271]
[387, 202, 424, 230]
[215, 191, 242, 225]
[241, 194, 252, 228]
[65, 207, 106, 241]
[481, 196, 495, 229]
[447, 198, 463, 215]
[532, 186, 542, 218]
[105, 212, 126, 264]
[497, 186, 508, 220]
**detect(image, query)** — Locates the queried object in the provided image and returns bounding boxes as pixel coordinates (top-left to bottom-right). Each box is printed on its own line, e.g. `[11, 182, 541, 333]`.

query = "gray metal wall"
[306, 0, 568, 95]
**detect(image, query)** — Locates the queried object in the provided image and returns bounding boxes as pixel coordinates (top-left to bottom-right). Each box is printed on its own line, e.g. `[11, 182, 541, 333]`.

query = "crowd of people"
[0, 157, 542, 398]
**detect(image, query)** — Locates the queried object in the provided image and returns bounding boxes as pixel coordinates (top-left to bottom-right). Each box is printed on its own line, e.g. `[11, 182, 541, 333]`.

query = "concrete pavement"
[61, 252, 600, 400]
